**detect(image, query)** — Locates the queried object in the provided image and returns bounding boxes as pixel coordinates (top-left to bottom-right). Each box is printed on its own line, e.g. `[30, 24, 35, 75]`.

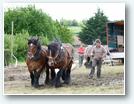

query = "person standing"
[88, 39, 107, 79]
[78, 44, 85, 67]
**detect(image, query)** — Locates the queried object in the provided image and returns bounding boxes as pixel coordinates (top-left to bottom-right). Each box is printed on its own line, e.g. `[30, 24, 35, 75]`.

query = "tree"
[60, 18, 79, 26]
[79, 9, 108, 45]
[54, 20, 74, 44]
[4, 5, 57, 38]
[4, 5, 74, 63]
[71, 19, 78, 26]
[4, 5, 73, 44]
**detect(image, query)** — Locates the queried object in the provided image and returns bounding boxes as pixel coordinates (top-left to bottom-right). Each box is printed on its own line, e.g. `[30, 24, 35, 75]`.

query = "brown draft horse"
[26, 37, 49, 88]
[47, 41, 73, 87]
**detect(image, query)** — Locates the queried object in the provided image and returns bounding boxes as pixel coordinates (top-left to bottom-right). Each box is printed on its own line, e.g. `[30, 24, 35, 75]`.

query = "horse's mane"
[28, 37, 41, 50]
[48, 41, 61, 57]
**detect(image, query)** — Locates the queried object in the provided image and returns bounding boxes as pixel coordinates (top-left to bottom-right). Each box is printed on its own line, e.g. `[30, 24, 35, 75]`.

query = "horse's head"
[47, 42, 62, 66]
[27, 37, 41, 59]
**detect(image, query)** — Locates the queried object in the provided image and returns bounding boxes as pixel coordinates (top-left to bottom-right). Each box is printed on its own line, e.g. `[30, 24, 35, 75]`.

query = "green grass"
[68, 26, 82, 35]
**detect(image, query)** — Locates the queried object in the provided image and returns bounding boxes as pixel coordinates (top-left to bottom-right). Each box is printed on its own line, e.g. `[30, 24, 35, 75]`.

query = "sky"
[4, 3, 125, 21]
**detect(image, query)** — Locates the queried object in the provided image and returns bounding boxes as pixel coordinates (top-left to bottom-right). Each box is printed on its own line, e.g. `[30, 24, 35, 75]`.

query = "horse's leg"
[55, 69, 63, 88]
[64, 69, 70, 84]
[64, 61, 73, 84]
[51, 69, 56, 81]
[30, 72, 34, 86]
[49, 69, 56, 86]
[45, 67, 49, 85]
[62, 70, 66, 81]
[33, 70, 40, 88]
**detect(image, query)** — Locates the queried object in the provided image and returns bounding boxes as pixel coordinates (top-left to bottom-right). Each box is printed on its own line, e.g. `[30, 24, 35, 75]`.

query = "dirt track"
[4, 64, 124, 94]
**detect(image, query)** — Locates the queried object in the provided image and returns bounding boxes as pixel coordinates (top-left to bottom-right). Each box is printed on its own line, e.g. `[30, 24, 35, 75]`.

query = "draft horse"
[26, 37, 49, 88]
[47, 41, 73, 87]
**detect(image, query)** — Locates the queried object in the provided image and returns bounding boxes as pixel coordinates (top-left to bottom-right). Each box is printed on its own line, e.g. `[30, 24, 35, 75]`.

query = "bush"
[4, 5, 74, 43]
[4, 31, 53, 65]
[4, 31, 29, 63]
[4, 5, 74, 65]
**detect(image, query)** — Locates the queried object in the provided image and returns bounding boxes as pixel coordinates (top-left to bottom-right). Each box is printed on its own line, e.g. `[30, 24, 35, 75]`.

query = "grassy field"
[68, 26, 82, 35]
[4, 84, 123, 95]
[4, 64, 124, 95]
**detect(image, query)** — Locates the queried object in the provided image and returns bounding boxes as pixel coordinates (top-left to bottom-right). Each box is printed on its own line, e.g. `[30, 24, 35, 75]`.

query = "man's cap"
[95, 39, 101, 43]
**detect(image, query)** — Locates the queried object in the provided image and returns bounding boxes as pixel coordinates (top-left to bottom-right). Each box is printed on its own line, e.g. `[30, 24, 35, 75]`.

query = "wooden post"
[106, 23, 108, 46]
[10, 21, 18, 67]
[11, 21, 14, 63]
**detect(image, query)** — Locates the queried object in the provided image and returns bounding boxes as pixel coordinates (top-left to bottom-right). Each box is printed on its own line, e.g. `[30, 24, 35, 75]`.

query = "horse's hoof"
[34, 86, 38, 88]
[63, 79, 71, 84]
[31, 84, 34, 87]
[63, 82, 69, 84]
[55, 83, 62, 88]
[55, 85, 62, 88]
[45, 81, 50, 85]
[33, 84, 39, 88]
[50, 82, 54, 86]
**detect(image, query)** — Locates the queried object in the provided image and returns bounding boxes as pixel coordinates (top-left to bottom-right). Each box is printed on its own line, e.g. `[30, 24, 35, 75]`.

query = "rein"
[55, 46, 64, 59]
[49, 46, 65, 64]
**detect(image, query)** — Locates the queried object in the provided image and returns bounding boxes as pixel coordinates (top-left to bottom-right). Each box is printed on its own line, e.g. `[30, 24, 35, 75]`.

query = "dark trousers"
[79, 55, 84, 67]
[89, 59, 102, 78]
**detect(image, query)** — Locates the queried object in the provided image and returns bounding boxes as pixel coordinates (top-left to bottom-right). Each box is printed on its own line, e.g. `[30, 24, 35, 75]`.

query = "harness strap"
[54, 46, 65, 64]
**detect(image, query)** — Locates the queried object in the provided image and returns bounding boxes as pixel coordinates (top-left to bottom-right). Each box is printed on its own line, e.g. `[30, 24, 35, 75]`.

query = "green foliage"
[4, 5, 57, 38]
[4, 5, 74, 64]
[68, 26, 82, 35]
[40, 35, 50, 45]
[4, 31, 52, 64]
[13, 32, 29, 61]
[54, 21, 74, 44]
[4, 31, 73, 64]
[79, 9, 108, 45]
[4, 31, 29, 62]
[4, 5, 73, 43]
